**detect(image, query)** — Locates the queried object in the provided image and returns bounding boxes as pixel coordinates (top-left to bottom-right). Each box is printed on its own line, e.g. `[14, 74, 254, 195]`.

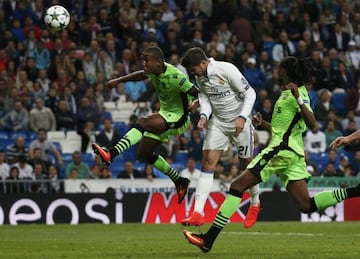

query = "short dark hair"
[181, 47, 208, 68]
[142, 46, 164, 62]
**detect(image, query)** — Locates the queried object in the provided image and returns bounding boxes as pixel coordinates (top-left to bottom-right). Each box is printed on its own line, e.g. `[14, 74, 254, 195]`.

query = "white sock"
[194, 171, 214, 215]
[249, 183, 260, 206]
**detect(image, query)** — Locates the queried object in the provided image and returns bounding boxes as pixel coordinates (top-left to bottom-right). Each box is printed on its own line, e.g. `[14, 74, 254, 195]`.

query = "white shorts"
[203, 118, 254, 158]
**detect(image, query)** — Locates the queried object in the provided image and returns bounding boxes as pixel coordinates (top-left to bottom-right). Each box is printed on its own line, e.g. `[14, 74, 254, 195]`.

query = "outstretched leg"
[184, 169, 261, 252]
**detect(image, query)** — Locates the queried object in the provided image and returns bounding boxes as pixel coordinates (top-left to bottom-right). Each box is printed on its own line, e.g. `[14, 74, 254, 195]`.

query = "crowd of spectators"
[1, 0, 360, 193]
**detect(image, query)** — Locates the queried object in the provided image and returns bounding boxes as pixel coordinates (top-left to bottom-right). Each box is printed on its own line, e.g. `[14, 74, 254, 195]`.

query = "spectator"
[322, 162, 344, 177]
[27, 147, 52, 175]
[14, 155, 33, 179]
[345, 41, 360, 70]
[35, 69, 51, 94]
[6, 135, 29, 165]
[67, 167, 79, 179]
[0, 149, 10, 180]
[328, 23, 350, 51]
[180, 157, 201, 182]
[6, 166, 24, 193]
[143, 163, 156, 182]
[82, 52, 97, 84]
[272, 31, 296, 64]
[61, 86, 77, 115]
[314, 56, 336, 91]
[29, 97, 56, 132]
[314, 89, 334, 122]
[244, 57, 266, 90]
[30, 40, 50, 70]
[43, 87, 59, 113]
[324, 120, 343, 149]
[95, 118, 121, 149]
[100, 167, 112, 179]
[0, 100, 29, 131]
[117, 161, 142, 179]
[230, 12, 252, 44]
[304, 122, 327, 154]
[65, 151, 90, 179]
[342, 110, 360, 131]
[30, 162, 48, 193]
[334, 61, 355, 91]
[55, 99, 76, 131]
[338, 155, 351, 177]
[28, 128, 63, 166]
[48, 164, 63, 192]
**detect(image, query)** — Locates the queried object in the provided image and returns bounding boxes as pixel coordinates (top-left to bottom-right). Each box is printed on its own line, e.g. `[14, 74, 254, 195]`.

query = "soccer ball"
[44, 5, 70, 32]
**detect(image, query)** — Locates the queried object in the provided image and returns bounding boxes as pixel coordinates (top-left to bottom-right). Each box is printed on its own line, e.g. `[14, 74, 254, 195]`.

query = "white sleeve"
[272, 44, 282, 63]
[225, 63, 256, 119]
[199, 92, 212, 120]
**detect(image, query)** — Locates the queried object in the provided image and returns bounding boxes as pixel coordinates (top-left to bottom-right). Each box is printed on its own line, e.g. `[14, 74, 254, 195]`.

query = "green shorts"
[247, 145, 311, 187]
[143, 111, 190, 143]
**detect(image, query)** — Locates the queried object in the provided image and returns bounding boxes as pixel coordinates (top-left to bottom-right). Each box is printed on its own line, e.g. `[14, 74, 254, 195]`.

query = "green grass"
[0, 222, 359, 259]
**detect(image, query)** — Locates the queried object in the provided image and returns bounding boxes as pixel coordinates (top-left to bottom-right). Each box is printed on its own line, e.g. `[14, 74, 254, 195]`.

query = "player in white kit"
[180, 47, 261, 228]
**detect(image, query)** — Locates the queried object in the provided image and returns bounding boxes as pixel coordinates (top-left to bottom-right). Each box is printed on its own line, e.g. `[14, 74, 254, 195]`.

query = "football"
[44, 5, 70, 32]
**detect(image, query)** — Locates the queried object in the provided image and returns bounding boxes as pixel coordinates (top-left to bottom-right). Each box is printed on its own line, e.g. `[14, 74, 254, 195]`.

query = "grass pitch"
[0, 222, 359, 259]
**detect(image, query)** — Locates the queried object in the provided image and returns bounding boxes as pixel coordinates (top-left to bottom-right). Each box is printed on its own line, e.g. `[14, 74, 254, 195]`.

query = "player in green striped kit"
[93, 46, 199, 203]
[184, 56, 360, 252]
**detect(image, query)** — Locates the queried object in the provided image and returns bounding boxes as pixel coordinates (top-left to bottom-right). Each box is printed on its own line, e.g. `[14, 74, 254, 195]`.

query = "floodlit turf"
[0, 222, 359, 259]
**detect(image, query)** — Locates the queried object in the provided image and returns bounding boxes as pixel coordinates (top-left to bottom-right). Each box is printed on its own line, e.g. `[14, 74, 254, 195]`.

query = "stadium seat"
[308, 90, 318, 110]
[103, 101, 117, 111]
[331, 92, 347, 117]
[47, 131, 66, 141]
[27, 131, 38, 140]
[8, 131, 28, 140]
[175, 150, 189, 164]
[52, 141, 62, 154]
[102, 111, 112, 120]
[113, 121, 129, 137]
[0, 131, 8, 140]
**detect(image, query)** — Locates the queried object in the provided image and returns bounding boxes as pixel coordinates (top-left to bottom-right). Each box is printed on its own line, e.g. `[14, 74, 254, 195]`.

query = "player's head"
[141, 45, 165, 74]
[181, 47, 209, 76]
[278, 56, 316, 88]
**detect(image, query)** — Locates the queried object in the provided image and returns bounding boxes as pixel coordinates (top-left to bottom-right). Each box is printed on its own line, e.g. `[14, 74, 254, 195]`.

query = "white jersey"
[196, 58, 256, 123]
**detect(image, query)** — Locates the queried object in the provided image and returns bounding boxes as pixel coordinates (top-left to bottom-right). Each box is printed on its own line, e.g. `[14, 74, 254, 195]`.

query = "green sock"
[112, 128, 143, 156]
[213, 194, 242, 229]
[206, 193, 242, 244]
[314, 189, 348, 210]
[153, 155, 180, 182]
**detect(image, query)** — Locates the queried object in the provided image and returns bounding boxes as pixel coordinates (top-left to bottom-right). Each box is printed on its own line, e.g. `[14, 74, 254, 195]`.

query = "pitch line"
[225, 231, 324, 236]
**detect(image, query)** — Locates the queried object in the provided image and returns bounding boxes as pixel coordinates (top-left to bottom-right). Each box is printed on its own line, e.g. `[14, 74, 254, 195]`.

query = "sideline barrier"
[1, 190, 360, 225]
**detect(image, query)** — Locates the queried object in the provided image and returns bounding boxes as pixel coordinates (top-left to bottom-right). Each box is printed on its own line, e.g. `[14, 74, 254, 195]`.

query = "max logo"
[142, 192, 251, 223]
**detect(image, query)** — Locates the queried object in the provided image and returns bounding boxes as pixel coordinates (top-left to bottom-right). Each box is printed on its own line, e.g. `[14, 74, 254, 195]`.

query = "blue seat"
[0, 131, 8, 140]
[27, 131, 38, 141]
[8, 131, 28, 140]
[175, 150, 189, 164]
[52, 141, 62, 154]
[113, 121, 129, 137]
[308, 90, 318, 110]
[331, 92, 347, 117]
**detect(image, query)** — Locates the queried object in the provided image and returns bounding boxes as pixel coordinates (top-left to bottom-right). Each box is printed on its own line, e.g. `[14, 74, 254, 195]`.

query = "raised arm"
[107, 70, 147, 88]
[330, 129, 360, 150]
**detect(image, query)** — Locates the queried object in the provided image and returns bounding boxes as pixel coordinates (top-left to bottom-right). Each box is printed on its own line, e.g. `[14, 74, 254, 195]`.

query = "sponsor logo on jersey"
[179, 78, 186, 86]
[209, 90, 231, 98]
